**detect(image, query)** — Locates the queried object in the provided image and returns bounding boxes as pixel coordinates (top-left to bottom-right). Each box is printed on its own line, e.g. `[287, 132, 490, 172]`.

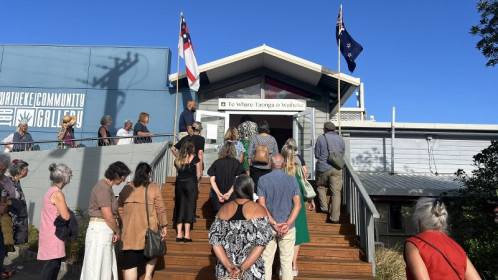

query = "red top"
[405, 231, 467, 280]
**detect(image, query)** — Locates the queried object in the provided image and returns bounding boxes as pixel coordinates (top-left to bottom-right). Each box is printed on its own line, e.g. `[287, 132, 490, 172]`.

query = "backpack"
[253, 136, 273, 164]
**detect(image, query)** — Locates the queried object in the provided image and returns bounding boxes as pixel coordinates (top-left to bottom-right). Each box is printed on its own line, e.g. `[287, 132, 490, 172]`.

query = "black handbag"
[144, 186, 167, 259]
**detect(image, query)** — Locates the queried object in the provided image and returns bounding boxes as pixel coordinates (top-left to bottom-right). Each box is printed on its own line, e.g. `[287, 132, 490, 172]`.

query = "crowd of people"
[1, 111, 155, 152]
[0, 99, 485, 279]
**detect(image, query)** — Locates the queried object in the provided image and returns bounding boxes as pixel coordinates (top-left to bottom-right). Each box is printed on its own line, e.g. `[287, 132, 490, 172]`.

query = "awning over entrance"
[169, 45, 361, 114]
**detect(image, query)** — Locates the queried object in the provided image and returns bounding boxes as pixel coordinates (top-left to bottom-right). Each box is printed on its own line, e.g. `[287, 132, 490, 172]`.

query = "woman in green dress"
[281, 144, 310, 277]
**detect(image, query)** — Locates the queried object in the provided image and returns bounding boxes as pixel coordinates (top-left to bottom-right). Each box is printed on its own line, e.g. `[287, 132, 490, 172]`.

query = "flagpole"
[172, 12, 183, 176]
[173, 12, 182, 145]
[337, 4, 342, 136]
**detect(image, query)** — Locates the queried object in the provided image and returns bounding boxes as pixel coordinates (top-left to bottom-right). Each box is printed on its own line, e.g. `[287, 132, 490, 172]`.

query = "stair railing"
[149, 140, 174, 187]
[342, 157, 380, 276]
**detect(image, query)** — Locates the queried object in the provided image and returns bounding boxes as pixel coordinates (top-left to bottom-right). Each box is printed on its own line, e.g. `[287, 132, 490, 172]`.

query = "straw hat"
[62, 115, 77, 127]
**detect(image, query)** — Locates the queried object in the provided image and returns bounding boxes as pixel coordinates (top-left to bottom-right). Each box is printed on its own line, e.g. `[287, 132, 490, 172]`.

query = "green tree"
[443, 140, 498, 279]
[470, 0, 498, 67]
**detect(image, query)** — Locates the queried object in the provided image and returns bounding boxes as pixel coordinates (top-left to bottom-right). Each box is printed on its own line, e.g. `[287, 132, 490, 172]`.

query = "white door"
[195, 110, 229, 176]
[293, 108, 316, 179]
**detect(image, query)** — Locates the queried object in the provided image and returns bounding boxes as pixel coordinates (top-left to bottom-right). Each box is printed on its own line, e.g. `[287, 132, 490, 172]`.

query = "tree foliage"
[442, 140, 498, 279]
[470, 0, 498, 67]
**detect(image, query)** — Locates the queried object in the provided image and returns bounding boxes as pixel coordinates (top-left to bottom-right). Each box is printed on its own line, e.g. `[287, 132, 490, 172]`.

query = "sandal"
[3, 269, 15, 277]
[1, 272, 9, 279]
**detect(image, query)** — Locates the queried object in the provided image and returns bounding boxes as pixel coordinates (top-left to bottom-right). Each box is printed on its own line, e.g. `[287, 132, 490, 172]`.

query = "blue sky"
[1, 0, 496, 124]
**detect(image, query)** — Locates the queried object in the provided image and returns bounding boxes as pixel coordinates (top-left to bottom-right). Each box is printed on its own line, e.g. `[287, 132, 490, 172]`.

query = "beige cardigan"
[118, 182, 168, 250]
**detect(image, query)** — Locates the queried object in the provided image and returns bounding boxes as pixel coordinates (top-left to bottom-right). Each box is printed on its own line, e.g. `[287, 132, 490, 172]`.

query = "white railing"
[342, 158, 380, 276]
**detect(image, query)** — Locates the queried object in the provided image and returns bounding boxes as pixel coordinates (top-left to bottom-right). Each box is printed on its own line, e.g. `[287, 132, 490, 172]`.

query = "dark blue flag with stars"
[336, 9, 363, 73]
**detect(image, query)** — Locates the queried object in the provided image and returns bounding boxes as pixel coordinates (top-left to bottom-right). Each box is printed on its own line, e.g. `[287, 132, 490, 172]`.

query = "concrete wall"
[7, 143, 170, 228]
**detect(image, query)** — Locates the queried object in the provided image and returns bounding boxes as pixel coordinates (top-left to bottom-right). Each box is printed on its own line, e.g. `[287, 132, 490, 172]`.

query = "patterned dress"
[9, 178, 28, 244]
[237, 121, 258, 171]
[209, 216, 273, 279]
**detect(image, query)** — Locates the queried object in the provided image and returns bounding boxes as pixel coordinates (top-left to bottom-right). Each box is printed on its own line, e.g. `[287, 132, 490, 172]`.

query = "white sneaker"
[253, 193, 259, 201]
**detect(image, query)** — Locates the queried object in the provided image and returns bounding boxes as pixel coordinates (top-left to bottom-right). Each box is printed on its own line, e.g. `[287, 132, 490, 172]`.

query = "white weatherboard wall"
[349, 137, 491, 174]
[8, 143, 168, 228]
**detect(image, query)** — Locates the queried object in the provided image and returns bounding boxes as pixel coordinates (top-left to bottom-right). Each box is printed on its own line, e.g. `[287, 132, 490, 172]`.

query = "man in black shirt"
[178, 100, 196, 141]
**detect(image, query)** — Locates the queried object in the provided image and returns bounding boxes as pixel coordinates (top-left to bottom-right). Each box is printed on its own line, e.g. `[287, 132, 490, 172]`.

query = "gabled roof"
[358, 173, 463, 197]
[169, 45, 361, 112]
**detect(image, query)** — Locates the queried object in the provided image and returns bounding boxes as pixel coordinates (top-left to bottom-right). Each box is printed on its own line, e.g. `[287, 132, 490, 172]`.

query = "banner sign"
[218, 98, 306, 111]
[0, 91, 85, 128]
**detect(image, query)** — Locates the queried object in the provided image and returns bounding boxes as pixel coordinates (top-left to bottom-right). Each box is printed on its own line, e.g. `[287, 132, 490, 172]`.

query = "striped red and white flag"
[178, 14, 200, 91]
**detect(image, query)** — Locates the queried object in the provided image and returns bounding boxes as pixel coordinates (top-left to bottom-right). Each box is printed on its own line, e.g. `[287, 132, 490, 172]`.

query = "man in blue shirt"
[315, 122, 345, 224]
[178, 100, 196, 141]
[257, 154, 301, 280]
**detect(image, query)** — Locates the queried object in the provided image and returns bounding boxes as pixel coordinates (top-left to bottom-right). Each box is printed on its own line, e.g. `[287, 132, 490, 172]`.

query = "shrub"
[19, 224, 40, 252]
[375, 246, 406, 280]
[442, 140, 498, 279]
[64, 207, 90, 264]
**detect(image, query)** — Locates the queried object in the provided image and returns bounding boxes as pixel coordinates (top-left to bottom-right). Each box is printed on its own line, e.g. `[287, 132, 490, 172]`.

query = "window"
[203, 77, 260, 100]
[202, 75, 321, 101]
[389, 203, 404, 232]
[264, 77, 320, 101]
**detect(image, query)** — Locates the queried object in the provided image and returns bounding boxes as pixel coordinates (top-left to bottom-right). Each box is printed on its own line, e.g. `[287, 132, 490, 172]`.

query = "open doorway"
[229, 114, 293, 150]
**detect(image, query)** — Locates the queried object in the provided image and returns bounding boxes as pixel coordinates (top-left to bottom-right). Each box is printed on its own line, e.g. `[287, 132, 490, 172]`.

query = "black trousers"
[41, 258, 62, 280]
[250, 167, 272, 194]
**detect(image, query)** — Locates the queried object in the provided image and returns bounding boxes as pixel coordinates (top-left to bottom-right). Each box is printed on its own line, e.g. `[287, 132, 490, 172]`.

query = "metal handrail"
[342, 157, 380, 276]
[2, 133, 175, 150]
[149, 141, 174, 187]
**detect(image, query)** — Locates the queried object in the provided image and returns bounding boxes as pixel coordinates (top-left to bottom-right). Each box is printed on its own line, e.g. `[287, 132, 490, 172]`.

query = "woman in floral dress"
[209, 175, 273, 279]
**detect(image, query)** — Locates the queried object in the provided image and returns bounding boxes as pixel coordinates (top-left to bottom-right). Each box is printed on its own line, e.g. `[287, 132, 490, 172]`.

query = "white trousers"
[263, 227, 296, 280]
[80, 221, 117, 280]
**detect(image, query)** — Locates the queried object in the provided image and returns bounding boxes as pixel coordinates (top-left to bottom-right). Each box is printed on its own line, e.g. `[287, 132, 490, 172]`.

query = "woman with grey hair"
[98, 115, 113, 146]
[13, 122, 33, 152]
[8, 159, 29, 245]
[404, 197, 481, 280]
[37, 163, 72, 280]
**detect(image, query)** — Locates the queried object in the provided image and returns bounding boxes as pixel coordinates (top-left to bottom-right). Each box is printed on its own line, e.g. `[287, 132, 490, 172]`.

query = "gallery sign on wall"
[0, 91, 85, 128]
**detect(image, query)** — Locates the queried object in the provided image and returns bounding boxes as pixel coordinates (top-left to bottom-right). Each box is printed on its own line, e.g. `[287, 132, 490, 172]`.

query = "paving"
[3, 248, 79, 280]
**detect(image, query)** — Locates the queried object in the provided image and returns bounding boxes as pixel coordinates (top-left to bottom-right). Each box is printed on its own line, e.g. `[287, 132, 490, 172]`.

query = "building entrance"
[195, 109, 315, 178]
[229, 114, 292, 150]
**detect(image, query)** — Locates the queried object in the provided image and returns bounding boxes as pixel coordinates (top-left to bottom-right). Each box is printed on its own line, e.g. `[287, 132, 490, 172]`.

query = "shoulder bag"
[297, 165, 316, 200]
[253, 136, 272, 163]
[144, 186, 167, 259]
[324, 134, 345, 170]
